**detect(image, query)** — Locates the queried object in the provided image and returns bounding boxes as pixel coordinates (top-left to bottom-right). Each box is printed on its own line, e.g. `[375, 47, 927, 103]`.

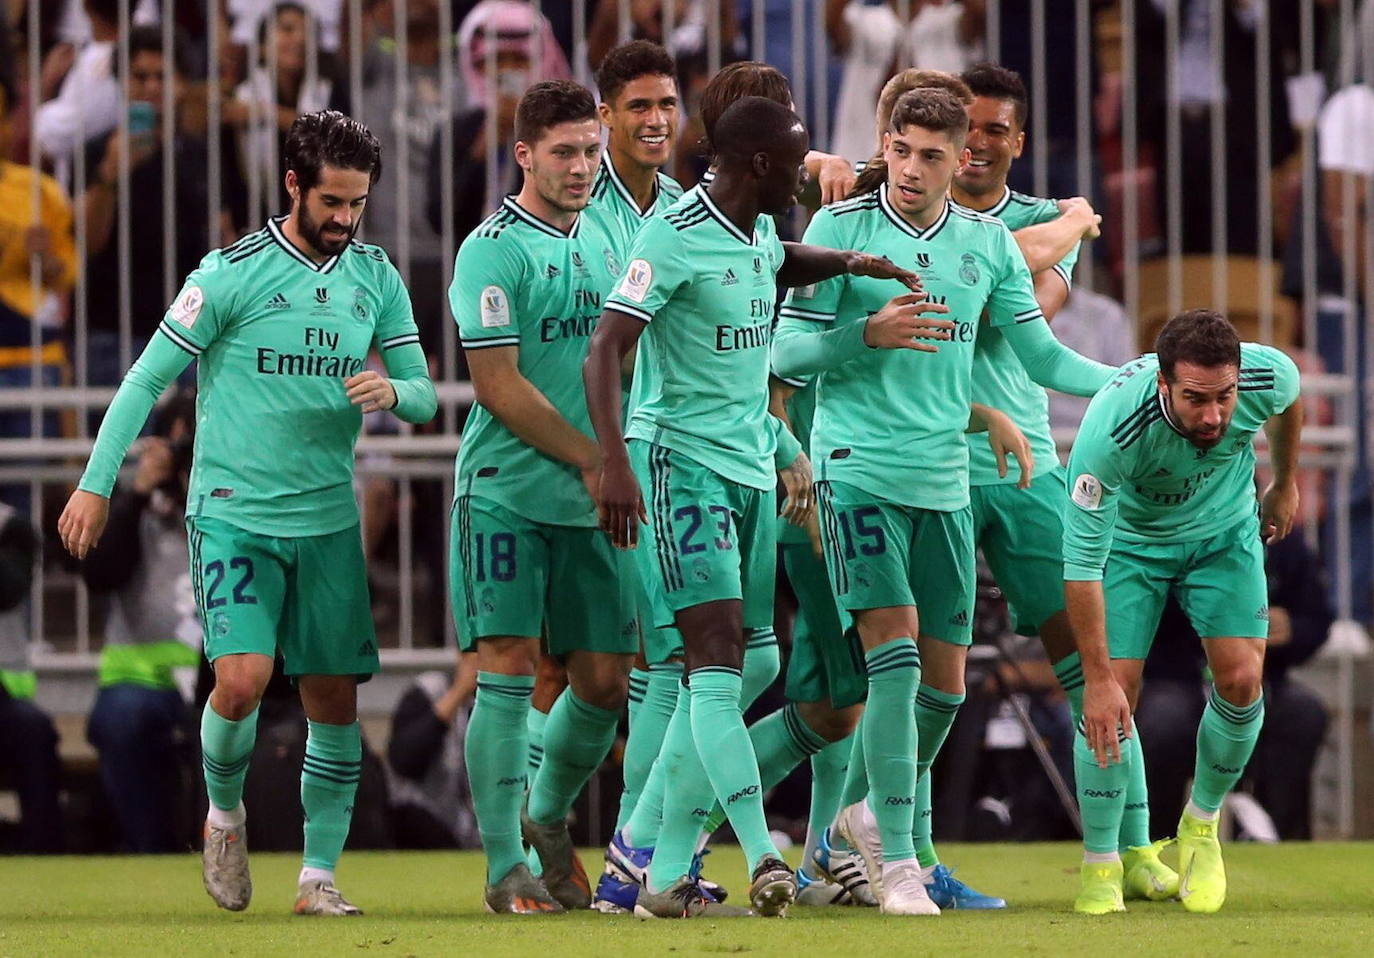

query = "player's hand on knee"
[863, 293, 954, 352]
[343, 371, 397, 413]
[597, 459, 646, 550]
[58, 489, 110, 560]
[1083, 677, 1133, 768]
[778, 451, 815, 528]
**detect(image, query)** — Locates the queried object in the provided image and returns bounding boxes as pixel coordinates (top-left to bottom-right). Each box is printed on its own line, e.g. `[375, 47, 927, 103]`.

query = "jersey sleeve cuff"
[460, 335, 520, 350]
[157, 321, 204, 356]
[1063, 562, 1105, 582]
[779, 305, 835, 323]
[604, 300, 653, 323]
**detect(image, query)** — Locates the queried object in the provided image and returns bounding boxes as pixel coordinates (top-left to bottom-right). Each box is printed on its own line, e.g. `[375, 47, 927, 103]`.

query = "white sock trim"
[299, 866, 335, 887]
[1084, 851, 1121, 864]
[206, 801, 245, 829]
[1185, 800, 1219, 822]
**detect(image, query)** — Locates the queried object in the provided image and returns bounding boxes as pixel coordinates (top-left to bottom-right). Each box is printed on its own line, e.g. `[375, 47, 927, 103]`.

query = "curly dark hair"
[596, 40, 676, 107]
[285, 110, 382, 193]
[1155, 309, 1242, 380]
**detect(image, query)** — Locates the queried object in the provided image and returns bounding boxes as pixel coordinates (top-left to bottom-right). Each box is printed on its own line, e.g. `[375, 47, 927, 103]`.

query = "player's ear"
[514, 140, 533, 172]
[284, 169, 300, 205]
[752, 151, 769, 179]
[598, 101, 613, 127]
[1012, 129, 1025, 159]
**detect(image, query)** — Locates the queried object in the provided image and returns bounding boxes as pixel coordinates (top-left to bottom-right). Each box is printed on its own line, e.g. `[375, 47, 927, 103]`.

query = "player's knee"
[211, 676, 265, 720]
[1211, 666, 1263, 708]
[796, 700, 860, 742]
[576, 680, 629, 712]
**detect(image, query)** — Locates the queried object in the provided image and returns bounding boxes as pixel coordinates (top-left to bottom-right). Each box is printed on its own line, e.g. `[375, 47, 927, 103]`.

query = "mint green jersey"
[1062, 343, 1301, 581]
[967, 188, 1081, 486]
[451, 197, 624, 527]
[586, 155, 684, 255]
[605, 188, 786, 491]
[779, 189, 1045, 511]
[79, 217, 435, 538]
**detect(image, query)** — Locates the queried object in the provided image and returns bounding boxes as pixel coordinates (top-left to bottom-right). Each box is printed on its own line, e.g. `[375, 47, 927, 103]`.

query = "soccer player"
[1064, 310, 1301, 915]
[771, 86, 1113, 915]
[585, 95, 921, 918]
[58, 111, 437, 916]
[448, 80, 637, 915]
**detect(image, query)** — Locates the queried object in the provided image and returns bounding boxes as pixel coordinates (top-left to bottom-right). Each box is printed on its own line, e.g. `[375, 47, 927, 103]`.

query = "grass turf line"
[1, 843, 1371, 957]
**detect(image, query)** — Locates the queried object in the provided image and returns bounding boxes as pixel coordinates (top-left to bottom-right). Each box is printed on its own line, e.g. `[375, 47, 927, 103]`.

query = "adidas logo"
[358, 639, 377, 655]
[1256, 606, 1269, 620]
[1151, 467, 1170, 477]
[266, 292, 290, 309]
[721, 268, 738, 286]
[950, 609, 969, 626]
[546, 264, 561, 279]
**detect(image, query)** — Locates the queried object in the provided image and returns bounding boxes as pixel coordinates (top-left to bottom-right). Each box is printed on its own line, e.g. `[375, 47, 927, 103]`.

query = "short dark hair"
[698, 61, 791, 150]
[889, 87, 968, 145]
[713, 96, 804, 165]
[1155, 309, 1242, 381]
[84, 0, 120, 28]
[595, 40, 676, 107]
[514, 80, 598, 145]
[126, 24, 191, 79]
[284, 110, 382, 193]
[962, 62, 1028, 128]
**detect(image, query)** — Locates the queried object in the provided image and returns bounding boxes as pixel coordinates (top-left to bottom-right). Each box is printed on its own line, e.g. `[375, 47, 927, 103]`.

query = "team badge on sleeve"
[170, 285, 204, 329]
[619, 259, 653, 303]
[480, 286, 511, 328]
[1071, 474, 1103, 510]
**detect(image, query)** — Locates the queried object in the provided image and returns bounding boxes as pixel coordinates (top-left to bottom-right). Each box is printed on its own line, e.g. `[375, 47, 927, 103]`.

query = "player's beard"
[298, 204, 357, 257]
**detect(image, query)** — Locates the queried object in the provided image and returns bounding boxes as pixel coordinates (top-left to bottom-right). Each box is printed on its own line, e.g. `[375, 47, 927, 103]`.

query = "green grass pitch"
[2, 843, 1370, 957]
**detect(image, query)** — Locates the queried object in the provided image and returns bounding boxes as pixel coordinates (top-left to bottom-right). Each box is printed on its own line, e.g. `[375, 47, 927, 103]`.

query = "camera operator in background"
[80, 389, 201, 853]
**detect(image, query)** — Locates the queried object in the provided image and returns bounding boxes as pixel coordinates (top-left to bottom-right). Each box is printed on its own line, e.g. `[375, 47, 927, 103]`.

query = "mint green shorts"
[188, 516, 377, 678]
[816, 480, 975, 646]
[971, 469, 1067, 636]
[629, 440, 777, 631]
[1104, 513, 1270, 659]
[449, 495, 638, 656]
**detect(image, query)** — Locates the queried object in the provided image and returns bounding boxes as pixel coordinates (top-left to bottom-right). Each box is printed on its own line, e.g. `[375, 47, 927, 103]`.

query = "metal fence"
[3, 0, 1370, 830]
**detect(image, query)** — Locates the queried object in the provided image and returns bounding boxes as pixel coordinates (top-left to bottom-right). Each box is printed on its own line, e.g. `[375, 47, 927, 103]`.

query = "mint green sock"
[741, 628, 781, 708]
[839, 719, 869, 809]
[1119, 724, 1152, 850]
[201, 701, 259, 813]
[526, 705, 549, 783]
[616, 664, 680, 833]
[1190, 689, 1264, 814]
[689, 666, 778, 872]
[300, 720, 362, 872]
[648, 687, 715, 890]
[627, 667, 650, 728]
[702, 702, 827, 832]
[528, 687, 620, 826]
[1052, 652, 1085, 727]
[801, 733, 852, 876]
[912, 685, 963, 866]
[466, 672, 534, 883]
[863, 639, 920, 862]
[1074, 728, 1133, 855]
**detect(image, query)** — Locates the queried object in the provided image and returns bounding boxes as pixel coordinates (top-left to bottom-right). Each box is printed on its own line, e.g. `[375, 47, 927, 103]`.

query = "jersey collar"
[985, 186, 1012, 217]
[879, 187, 950, 241]
[267, 216, 342, 273]
[1157, 390, 1193, 441]
[602, 157, 658, 218]
[502, 196, 581, 239]
[698, 185, 755, 245]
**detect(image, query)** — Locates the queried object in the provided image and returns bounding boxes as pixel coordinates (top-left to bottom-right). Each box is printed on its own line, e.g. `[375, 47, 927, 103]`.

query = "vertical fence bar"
[1165, 0, 1182, 317]
[484, 19, 499, 213]
[208, 1, 223, 252]
[1121, 0, 1140, 332]
[439, 0, 457, 403]
[1074, 0, 1093, 290]
[1208, 0, 1226, 308]
[162, 5, 177, 307]
[1255, 0, 1273, 343]
[751, 0, 765, 63]
[1030, 0, 1048, 199]
[117, 0, 133, 379]
[574, 0, 590, 88]
[986, 0, 1001, 65]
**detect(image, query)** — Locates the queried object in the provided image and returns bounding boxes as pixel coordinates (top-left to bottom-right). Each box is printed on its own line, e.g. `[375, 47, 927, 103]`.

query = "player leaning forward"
[59, 111, 437, 916]
[1065, 309, 1302, 915]
[585, 96, 928, 918]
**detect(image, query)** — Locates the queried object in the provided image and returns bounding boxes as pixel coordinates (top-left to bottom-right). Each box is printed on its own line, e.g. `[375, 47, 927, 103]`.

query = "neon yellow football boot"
[1074, 860, 1126, 915]
[1177, 810, 1227, 913]
[1122, 839, 1180, 901]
